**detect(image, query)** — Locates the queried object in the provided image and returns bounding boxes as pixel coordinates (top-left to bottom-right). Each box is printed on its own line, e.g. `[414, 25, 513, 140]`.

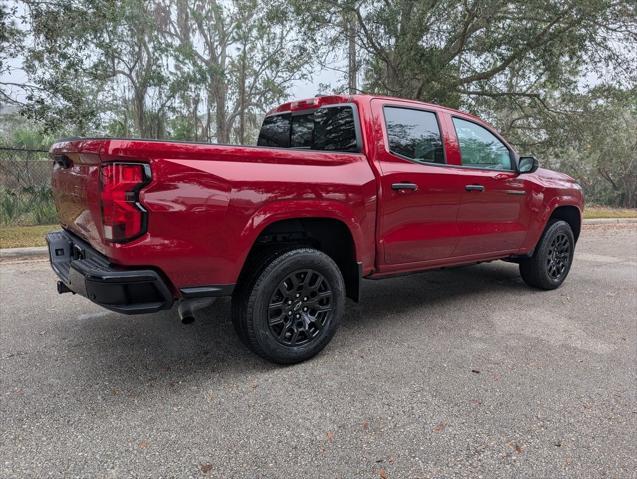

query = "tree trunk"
[346, 11, 357, 94]
[133, 90, 146, 137]
[213, 80, 229, 144]
[238, 45, 247, 145]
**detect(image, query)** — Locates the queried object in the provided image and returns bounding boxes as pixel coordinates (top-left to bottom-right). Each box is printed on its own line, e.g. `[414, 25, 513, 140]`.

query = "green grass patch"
[0, 224, 58, 248]
[583, 206, 637, 219]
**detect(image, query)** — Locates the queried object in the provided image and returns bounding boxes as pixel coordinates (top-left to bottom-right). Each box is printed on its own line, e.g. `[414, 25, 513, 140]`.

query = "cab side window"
[452, 118, 512, 170]
[383, 107, 445, 164]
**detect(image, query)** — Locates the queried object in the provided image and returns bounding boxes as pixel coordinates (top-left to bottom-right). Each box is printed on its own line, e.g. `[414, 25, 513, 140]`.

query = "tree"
[294, 0, 636, 104]
[542, 87, 637, 208]
[160, 0, 309, 143]
[0, 2, 25, 106]
[11, 0, 309, 142]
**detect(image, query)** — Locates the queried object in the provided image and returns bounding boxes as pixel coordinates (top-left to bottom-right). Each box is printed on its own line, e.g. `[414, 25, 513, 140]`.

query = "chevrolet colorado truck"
[47, 94, 584, 364]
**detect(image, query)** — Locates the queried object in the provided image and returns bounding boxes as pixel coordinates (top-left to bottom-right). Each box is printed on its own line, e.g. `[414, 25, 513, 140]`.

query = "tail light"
[100, 162, 151, 242]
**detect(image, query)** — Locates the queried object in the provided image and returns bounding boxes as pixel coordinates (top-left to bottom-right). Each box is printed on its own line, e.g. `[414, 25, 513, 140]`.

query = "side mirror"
[518, 156, 539, 174]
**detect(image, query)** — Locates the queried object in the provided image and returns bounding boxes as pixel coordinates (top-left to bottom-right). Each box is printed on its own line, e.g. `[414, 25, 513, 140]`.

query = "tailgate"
[50, 139, 106, 252]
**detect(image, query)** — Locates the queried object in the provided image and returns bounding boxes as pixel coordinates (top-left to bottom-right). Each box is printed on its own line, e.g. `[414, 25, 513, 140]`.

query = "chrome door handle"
[465, 184, 485, 192]
[392, 182, 418, 191]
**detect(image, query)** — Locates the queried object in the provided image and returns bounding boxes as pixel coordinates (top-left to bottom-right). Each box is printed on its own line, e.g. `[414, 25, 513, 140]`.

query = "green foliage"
[12, 0, 309, 143]
[543, 88, 636, 207]
[0, 186, 56, 226]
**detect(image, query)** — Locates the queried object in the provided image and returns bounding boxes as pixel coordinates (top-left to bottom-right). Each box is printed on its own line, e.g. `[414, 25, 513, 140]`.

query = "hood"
[534, 167, 576, 182]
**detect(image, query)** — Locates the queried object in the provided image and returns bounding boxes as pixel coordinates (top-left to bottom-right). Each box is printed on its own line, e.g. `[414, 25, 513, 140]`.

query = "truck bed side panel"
[98, 141, 377, 289]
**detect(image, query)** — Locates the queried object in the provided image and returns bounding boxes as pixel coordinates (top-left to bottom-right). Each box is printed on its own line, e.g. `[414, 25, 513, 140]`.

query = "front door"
[373, 102, 464, 268]
[450, 117, 530, 256]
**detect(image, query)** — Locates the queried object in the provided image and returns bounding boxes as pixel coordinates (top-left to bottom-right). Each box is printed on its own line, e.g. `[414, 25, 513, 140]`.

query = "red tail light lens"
[100, 163, 150, 242]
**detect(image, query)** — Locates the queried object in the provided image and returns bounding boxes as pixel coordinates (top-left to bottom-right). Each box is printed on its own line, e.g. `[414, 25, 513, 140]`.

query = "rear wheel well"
[238, 218, 361, 301]
[549, 206, 581, 242]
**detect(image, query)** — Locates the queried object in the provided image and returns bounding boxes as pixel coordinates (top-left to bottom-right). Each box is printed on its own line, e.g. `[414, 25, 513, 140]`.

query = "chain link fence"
[0, 147, 56, 226]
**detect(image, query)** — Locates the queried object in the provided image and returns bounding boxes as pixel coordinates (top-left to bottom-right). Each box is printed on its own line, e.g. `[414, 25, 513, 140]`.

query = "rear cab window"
[258, 105, 359, 152]
[383, 106, 445, 164]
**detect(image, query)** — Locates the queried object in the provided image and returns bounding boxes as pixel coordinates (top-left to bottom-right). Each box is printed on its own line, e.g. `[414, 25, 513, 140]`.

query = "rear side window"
[452, 118, 512, 170]
[383, 107, 445, 164]
[257, 114, 291, 148]
[258, 106, 358, 152]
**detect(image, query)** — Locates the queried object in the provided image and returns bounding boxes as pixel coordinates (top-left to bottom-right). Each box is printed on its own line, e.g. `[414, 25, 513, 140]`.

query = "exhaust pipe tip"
[57, 281, 72, 294]
[177, 297, 216, 324]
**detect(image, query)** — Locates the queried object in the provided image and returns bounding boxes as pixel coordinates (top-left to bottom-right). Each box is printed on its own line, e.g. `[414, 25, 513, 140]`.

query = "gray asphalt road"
[1, 225, 636, 478]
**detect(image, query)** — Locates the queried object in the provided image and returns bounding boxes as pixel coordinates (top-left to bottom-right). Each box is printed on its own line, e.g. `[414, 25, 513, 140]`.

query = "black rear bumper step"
[46, 231, 173, 314]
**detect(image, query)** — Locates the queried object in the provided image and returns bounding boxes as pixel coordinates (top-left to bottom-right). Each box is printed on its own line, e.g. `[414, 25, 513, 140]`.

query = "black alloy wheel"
[232, 248, 345, 364]
[546, 233, 571, 281]
[519, 219, 575, 290]
[268, 269, 333, 346]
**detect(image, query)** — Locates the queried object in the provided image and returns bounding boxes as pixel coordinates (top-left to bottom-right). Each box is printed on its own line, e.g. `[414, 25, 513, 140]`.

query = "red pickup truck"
[47, 94, 583, 363]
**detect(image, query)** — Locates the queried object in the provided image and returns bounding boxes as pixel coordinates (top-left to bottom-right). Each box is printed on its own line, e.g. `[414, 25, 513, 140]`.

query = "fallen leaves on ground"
[433, 422, 447, 432]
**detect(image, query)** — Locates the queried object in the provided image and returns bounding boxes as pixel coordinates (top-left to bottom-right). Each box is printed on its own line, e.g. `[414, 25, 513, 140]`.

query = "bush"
[0, 186, 57, 226]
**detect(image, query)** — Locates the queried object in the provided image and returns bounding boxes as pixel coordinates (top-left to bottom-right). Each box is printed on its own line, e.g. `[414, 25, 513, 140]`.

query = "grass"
[0, 224, 58, 249]
[583, 206, 637, 219]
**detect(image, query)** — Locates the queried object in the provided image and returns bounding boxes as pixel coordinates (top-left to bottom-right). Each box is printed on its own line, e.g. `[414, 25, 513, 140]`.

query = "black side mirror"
[518, 156, 539, 174]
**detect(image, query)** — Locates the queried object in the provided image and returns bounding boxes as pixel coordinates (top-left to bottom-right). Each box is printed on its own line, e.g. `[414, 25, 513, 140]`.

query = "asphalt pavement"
[1, 224, 635, 478]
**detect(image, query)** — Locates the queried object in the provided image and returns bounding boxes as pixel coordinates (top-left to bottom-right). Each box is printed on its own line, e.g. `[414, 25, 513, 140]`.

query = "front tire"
[232, 248, 345, 364]
[519, 219, 575, 290]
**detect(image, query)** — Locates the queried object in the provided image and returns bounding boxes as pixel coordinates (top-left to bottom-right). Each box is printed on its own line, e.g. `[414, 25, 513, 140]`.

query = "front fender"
[523, 189, 583, 253]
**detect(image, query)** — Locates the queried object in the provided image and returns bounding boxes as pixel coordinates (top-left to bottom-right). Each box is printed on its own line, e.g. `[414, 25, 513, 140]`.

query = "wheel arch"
[548, 204, 582, 242]
[237, 215, 363, 302]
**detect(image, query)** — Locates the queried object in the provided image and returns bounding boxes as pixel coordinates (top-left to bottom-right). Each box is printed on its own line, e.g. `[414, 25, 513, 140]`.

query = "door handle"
[392, 182, 418, 191]
[465, 184, 485, 192]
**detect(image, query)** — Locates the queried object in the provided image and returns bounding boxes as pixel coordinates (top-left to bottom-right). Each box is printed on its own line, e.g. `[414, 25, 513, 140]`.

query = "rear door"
[373, 100, 464, 269]
[449, 116, 531, 256]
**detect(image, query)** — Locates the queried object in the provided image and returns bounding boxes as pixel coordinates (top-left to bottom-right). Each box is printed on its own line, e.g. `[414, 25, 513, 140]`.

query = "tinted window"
[384, 107, 444, 164]
[257, 114, 290, 148]
[313, 106, 357, 151]
[291, 113, 313, 148]
[453, 118, 511, 170]
[258, 106, 358, 152]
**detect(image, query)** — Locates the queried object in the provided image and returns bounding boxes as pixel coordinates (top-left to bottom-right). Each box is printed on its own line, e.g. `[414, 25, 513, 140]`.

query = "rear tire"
[519, 219, 575, 290]
[232, 248, 345, 364]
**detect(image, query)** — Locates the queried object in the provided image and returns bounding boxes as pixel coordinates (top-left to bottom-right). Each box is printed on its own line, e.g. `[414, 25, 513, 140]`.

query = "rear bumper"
[46, 230, 173, 314]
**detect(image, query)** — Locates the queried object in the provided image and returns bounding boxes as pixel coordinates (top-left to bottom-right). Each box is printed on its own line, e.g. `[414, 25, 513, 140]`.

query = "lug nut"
[295, 293, 300, 298]
[288, 300, 292, 304]
[296, 314, 300, 318]
[303, 307, 308, 311]
[303, 297, 307, 301]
